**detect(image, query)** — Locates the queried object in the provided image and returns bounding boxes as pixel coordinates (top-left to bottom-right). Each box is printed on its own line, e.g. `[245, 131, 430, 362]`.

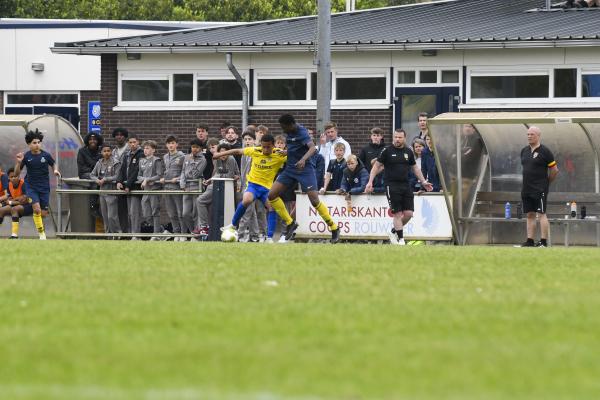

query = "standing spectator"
[117, 134, 144, 238]
[90, 144, 122, 235]
[111, 127, 129, 232]
[339, 155, 369, 195]
[318, 121, 351, 172]
[359, 127, 386, 193]
[138, 140, 164, 240]
[161, 135, 185, 240]
[412, 112, 429, 144]
[365, 129, 432, 245]
[195, 125, 209, 148]
[111, 128, 129, 161]
[256, 125, 269, 143]
[320, 142, 347, 193]
[195, 141, 240, 237]
[219, 121, 231, 141]
[422, 135, 441, 192]
[223, 126, 243, 168]
[238, 130, 260, 242]
[180, 138, 206, 239]
[77, 133, 103, 179]
[519, 126, 559, 248]
[408, 138, 426, 192]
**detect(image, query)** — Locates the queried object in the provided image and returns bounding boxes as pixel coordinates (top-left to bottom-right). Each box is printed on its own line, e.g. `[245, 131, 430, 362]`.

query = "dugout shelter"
[0, 114, 82, 238]
[428, 112, 600, 247]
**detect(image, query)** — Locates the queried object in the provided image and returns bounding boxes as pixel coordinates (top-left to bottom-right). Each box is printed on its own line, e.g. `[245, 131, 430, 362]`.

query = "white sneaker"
[150, 236, 161, 241]
[131, 236, 141, 241]
[264, 237, 274, 243]
[398, 238, 406, 246]
[388, 230, 398, 245]
[39, 232, 47, 240]
[278, 236, 287, 243]
[220, 224, 234, 232]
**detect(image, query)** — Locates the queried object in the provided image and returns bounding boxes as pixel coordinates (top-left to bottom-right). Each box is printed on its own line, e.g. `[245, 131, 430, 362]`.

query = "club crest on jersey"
[41, 157, 46, 163]
[404, 153, 409, 160]
[533, 152, 538, 158]
[261, 159, 267, 164]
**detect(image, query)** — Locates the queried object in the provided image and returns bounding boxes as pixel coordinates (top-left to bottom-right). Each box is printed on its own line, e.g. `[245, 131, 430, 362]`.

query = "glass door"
[394, 87, 459, 132]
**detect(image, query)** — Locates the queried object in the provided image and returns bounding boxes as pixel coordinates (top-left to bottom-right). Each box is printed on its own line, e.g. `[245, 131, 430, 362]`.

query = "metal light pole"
[316, 0, 331, 134]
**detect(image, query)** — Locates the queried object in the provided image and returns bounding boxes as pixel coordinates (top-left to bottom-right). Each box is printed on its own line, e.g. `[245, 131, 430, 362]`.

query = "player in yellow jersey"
[213, 133, 286, 242]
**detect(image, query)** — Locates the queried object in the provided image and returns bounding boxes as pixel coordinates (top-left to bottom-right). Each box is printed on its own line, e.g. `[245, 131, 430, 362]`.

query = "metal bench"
[460, 191, 600, 246]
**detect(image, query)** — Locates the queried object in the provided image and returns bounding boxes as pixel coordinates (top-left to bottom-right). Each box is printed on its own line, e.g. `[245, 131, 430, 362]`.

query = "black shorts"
[386, 185, 414, 214]
[522, 192, 547, 214]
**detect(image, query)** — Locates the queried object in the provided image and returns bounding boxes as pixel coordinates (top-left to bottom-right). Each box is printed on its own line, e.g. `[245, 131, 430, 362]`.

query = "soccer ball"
[221, 228, 238, 242]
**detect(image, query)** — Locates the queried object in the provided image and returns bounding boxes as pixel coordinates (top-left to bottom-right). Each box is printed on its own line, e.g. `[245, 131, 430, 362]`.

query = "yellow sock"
[315, 201, 337, 230]
[33, 213, 45, 234]
[269, 197, 293, 225]
[12, 217, 19, 236]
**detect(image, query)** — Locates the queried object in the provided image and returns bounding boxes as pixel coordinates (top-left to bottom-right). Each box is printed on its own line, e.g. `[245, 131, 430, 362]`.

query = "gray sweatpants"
[196, 184, 213, 227]
[99, 194, 121, 233]
[142, 192, 161, 233]
[239, 200, 258, 238]
[164, 184, 183, 233]
[127, 194, 142, 234]
[255, 201, 267, 236]
[182, 184, 200, 233]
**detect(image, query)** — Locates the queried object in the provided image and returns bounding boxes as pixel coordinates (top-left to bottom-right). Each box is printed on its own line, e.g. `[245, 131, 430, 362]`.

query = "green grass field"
[1, 241, 599, 400]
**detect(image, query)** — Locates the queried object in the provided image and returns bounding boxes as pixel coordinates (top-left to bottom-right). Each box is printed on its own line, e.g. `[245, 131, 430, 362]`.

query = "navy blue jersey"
[20, 150, 55, 192]
[285, 124, 315, 168]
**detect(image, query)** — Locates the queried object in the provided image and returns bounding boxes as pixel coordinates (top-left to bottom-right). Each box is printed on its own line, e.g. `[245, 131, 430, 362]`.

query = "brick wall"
[86, 54, 393, 156]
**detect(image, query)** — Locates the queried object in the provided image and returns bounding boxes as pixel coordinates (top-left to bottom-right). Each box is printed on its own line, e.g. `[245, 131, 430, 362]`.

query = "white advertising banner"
[296, 193, 453, 240]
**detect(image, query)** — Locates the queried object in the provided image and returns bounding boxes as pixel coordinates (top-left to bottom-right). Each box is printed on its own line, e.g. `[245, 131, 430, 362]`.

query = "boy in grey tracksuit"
[138, 140, 164, 236]
[90, 144, 122, 234]
[161, 136, 185, 239]
[238, 132, 259, 242]
[180, 138, 207, 236]
[196, 141, 240, 235]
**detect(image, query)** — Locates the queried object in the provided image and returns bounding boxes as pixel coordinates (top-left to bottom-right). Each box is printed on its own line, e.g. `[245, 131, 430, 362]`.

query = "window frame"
[253, 70, 313, 106]
[4, 91, 79, 108]
[394, 68, 461, 88]
[332, 69, 390, 106]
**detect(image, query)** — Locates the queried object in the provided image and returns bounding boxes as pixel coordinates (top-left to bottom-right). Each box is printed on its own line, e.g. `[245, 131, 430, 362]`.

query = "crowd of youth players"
[0, 113, 440, 243]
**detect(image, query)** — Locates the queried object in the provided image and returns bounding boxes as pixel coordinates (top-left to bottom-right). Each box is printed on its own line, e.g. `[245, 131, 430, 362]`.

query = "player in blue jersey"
[14, 129, 61, 240]
[267, 114, 340, 243]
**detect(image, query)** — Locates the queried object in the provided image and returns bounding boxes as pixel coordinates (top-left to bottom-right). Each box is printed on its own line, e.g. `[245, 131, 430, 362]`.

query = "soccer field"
[1, 241, 599, 400]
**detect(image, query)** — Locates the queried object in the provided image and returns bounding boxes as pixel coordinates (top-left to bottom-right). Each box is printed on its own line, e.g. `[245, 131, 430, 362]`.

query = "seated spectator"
[563, 0, 599, 7]
[319, 142, 346, 193]
[408, 139, 426, 192]
[77, 133, 103, 179]
[359, 127, 386, 193]
[339, 155, 369, 195]
[422, 135, 441, 192]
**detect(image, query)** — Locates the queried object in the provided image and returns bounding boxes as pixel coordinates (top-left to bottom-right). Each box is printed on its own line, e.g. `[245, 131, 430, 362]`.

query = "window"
[554, 69, 577, 98]
[310, 72, 332, 101]
[122, 77, 169, 101]
[258, 77, 307, 101]
[336, 77, 386, 100]
[442, 70, 459, 84]
[419, 71, 437, 84]
[7, 94, 78, 104]
[397, 71, 416, 84]
[582, 73, 600, 97]
[471, 75, 549, 99]
[173, 74, 193, 101]
[197, 79, 242, 101]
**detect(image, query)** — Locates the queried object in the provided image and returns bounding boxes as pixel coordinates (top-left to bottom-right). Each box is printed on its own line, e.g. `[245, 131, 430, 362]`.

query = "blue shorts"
[20, 203, 34, 216]
[276, 166, 318, 193]
[246, 182, 270, 205]
[28, 189, 50, 210]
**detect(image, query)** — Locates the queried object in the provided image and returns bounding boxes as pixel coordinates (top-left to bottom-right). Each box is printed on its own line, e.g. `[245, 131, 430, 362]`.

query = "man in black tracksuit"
[358, 127, 386, 192]
[117, 134, 144, 236]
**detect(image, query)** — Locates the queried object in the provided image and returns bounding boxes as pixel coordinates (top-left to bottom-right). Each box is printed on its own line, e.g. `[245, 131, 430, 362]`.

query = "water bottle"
[581, 206, 587, 219]
[504, 202, 511, 219]
[570, 201, 577, 218]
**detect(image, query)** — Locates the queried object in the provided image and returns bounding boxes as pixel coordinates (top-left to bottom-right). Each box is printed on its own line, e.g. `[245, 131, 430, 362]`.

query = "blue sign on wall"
[88, 101, 101, 133]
